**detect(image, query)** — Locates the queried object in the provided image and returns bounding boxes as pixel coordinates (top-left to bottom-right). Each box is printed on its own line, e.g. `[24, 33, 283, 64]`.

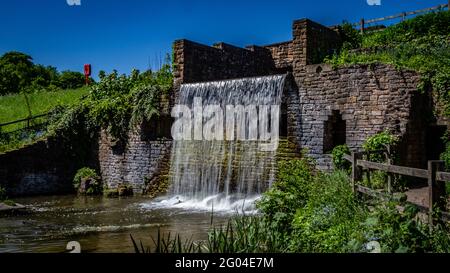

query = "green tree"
[58, 71, 85, 89]
[0, 52, 34, 94]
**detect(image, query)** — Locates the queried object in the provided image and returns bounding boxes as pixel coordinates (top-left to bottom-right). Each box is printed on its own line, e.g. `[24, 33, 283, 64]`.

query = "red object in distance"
[84, 64, 91, 85]
[84, 64, 91, 76]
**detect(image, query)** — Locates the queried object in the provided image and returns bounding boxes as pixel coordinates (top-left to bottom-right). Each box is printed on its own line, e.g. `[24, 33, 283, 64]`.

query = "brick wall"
[98, 129, 172, 194]
[262, 41, 293, 71]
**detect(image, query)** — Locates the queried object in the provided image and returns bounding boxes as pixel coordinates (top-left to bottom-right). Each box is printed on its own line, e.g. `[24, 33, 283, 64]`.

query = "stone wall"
[262, 41, 293, 71]
[0, 137, 98, 196]
[293, 63, 426, 169]
[98, 129, 172, 194]
[172, 39, 287, 103]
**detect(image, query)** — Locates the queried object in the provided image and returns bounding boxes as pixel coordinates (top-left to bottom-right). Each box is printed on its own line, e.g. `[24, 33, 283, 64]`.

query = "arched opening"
[323, 110, 346, 153]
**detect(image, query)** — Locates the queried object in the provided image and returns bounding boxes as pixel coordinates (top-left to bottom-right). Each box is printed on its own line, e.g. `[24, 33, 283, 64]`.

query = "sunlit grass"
[0, 87, 89, 132]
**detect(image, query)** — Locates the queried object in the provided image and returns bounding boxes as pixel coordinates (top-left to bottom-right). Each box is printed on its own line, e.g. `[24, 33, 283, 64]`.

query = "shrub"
[290, 170, 364, 252]
[57, 71, 85, 89]
[73, 167, 102, 195]
[362, 131, 398, 162]
[257, 159, 314, 233]
[331, 144, 351, 172]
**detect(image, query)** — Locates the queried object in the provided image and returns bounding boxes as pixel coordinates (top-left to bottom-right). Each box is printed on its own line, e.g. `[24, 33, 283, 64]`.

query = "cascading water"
[159, 75, 286, 213]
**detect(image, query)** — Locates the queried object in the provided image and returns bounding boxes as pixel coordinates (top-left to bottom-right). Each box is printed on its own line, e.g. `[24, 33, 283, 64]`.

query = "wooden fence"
[343, 150, 450, 225]
[353, 3, 449, 34]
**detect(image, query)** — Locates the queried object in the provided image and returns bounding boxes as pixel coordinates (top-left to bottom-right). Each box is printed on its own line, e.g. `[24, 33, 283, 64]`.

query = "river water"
[0, 195, 232, 253]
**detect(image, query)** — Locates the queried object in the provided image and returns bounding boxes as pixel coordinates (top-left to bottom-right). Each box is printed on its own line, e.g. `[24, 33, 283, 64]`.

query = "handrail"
[0, 113, 50, 128]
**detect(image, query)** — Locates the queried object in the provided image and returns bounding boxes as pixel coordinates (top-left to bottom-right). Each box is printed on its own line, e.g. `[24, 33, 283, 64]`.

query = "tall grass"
[130, 216, 287, 254]
[0, 87, 89, 132]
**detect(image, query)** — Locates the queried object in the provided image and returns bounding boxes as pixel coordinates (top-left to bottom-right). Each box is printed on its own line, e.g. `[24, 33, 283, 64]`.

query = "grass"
[0, 87, 89, 153]
[0, 87, 89, 133]
[326, 11, 449, 113]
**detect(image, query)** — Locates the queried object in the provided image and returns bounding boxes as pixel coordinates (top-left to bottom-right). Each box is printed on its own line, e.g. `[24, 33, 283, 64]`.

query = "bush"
[290, 171, 364, 252]
[362, 131, 398, 162]
[331, 144, 351, 172]
[58, 71, 85, 89]
[257, 159, 314, 233]
[73, 167, 102, 195]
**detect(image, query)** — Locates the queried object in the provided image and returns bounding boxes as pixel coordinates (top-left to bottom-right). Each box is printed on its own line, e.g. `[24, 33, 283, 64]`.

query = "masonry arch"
[323, 110, 346, 153]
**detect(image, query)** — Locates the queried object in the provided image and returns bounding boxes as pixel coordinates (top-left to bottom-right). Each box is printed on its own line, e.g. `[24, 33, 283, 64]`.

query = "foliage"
[73, 167, 102, 195]
[0, 52, 34, 95]
[58, 71, 86, 89]
[0, 51, 88, 95]
[362, 131, 398, 162]
[440, 133, 450, 171]
[348, 203, 450, 253]
[331, 144, 351, 172]
[50, 63, 172, 143]
[257, 159, 314, 233]
[360, 131, 399, 190]
[326, 11, 450, 116]
[0, 87, 88, 133]
[131, 216, 288, 254]
[0, 129, 46, 154]
[289, 171, 364, 252]
[339, 22, 362, 50]
[132, 158, 450, 253]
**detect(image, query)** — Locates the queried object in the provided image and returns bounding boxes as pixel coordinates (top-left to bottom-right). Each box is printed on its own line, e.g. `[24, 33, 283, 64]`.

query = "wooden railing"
[344, 151, 450, 225]
[353, 3, 449, 34]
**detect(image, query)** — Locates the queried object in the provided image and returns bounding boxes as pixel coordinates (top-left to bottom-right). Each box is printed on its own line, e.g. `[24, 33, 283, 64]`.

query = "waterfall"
[163, 75, 286, 212]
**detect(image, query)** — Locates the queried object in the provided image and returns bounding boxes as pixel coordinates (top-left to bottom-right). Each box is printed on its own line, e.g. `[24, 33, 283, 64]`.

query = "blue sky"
[0, 0, 444, 78]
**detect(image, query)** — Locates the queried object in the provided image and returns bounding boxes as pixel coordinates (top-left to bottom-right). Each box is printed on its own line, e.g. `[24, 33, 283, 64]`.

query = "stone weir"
[99, 74, 301, 199]
[165, 74, 300, 208]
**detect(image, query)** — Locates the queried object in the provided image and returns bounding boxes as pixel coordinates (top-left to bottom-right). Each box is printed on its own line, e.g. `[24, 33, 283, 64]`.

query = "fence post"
[351, 152, 363, 193]
[428, 160, 445, 226]
[386, 145, 393, 194]
[365, 151, 371, 187]
[360, 18, 365, 34]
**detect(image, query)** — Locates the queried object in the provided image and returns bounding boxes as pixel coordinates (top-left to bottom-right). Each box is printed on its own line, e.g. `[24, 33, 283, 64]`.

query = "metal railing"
[0, 113, 50, 135]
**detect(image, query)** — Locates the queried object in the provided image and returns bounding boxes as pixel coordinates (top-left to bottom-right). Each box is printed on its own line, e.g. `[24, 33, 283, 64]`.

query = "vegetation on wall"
[327, 11, 450, 172]
[73, 167, 102, 195]
[327, 11, 450, 115]
[48, 59, 173, 144]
